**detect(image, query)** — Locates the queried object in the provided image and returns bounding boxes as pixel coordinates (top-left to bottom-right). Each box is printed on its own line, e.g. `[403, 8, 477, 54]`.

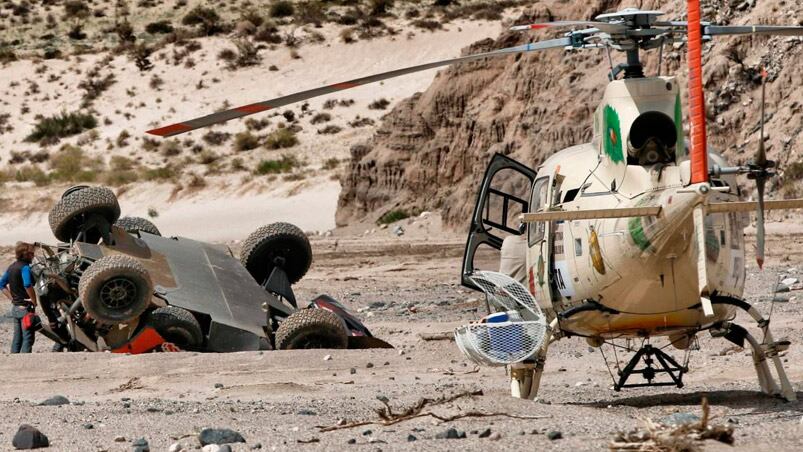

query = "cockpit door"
[462, 153, 536, 290]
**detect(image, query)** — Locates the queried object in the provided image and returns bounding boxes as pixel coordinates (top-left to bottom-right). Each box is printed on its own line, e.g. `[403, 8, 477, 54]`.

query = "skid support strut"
[707, 296, 796, 401]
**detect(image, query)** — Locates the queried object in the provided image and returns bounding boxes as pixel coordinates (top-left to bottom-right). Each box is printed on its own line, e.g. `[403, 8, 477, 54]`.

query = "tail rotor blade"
[756, 177, 766, 269]
[757, 68, 767, 166]
[147, 37, 571, 137]
[693, 206, 715, 317]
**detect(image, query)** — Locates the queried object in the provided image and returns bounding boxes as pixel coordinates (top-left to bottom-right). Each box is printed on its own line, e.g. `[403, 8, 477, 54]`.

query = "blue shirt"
[0, 265, 32, 289]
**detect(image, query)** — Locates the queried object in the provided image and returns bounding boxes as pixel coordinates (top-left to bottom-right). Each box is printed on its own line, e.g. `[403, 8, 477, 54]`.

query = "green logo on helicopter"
[603, 105, 624, 163]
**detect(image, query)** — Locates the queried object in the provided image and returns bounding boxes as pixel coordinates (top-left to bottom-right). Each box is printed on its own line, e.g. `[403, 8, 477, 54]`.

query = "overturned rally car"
[32, 186, 389, 353]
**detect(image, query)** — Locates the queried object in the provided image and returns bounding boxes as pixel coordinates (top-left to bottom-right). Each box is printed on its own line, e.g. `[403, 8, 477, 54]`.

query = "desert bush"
[79, 69, 116, 107]
[0, 47, 17, 64]
[239, 9, 264, 28]
[411, 19, 441, 31]
[245, 118, 270, 131]
[318, 124, 342, 134]
[25, 111, 97, 144]
[264, 128, 299, 149]
[269, 1, 295, 18]
[322, 158, 340, 170]
[311, 112, 331, 124]
[197, 150, 219, 164]
[160, 140, 182, 157]
[202, 131, 231, 145]
[13, 165, 50, 186]
[182, 6, 224, 35]
[131, 44, 154, 72]
[49, 145, 101, 182]
[68, 24, 87, 40]
[348, 116, 375, 127]
[282, 110, 296, 122]
[369, 0, 394, 16]
[63, 1, 90, 21]
[368, 98, 390, 110]
[116, 130, 131, 147]
[219, 38, 261, 69]
[142, 166, 177, 182]
[377, 209, 409, 225]
[234, 131, 260, 151]
[255, 154, 299, 175]
[145, 20, 174, 34]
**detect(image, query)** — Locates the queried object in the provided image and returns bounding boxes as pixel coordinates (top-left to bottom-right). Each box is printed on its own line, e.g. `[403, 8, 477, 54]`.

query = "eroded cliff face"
[337, 0, 803, 227]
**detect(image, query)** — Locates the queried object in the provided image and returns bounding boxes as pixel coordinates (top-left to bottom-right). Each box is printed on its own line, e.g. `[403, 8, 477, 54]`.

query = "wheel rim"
[295, 334, 337, 349]
[99, 278, 138, 310]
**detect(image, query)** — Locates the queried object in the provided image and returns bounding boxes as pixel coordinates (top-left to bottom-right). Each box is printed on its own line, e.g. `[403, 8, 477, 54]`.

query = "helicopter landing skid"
[614, 344, 687, 391]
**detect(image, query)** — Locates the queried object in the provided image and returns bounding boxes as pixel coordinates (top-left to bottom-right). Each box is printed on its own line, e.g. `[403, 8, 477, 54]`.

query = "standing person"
[1, 242, 38, 353]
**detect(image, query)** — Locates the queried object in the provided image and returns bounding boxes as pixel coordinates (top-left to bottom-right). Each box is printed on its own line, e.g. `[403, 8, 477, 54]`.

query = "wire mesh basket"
[455, 315, 548, 366]
[454, 271, 549, 366]
[468, 271, 543, 320]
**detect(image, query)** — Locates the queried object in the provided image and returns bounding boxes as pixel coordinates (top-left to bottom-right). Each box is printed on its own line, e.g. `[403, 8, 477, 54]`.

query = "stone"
[198, 428, 246, 446]
[393, 225, 405, 237]
[350, 368, 357, 375]
[297, 409, 317, 416]
[406, 434, 417, 442]
[250, 443, 263, 450]
[366, 362, 374, 368]
[478, 428, 492, 438]
[775, 284, 791, 293]
[660, 412, 700, 426]
[12, 425, 49, 449]
[782, 277, 799, 286]
[323, 354, 333, 361]
[82, 423, 93, 429]
[346, 438, 357, 444]
[214, 383, 224, 389]
[38, 395, 69, 406]
[132, 438, 149, 447]
[489, 432, 502, 441]
[546, 431, 563, 440]
[435, 427, 465, 439]
[168, 443, 183, 452]
[114, 436, 126, 442]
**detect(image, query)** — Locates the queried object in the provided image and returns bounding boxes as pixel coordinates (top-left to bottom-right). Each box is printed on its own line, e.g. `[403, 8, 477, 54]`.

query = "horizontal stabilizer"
[521, 206, 662, 222]
[706, 199, 803, 213]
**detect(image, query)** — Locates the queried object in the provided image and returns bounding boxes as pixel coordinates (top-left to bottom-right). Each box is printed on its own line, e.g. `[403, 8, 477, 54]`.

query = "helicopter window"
[564, 187, 581, 203]
[627, 111, 677, 166]
[528, 177, 550, 246]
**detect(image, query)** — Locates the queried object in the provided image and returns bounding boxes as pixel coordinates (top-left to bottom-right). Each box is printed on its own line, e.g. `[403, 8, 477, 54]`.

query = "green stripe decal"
[628, 217, 653, 252]
[603, 105, 624, 163]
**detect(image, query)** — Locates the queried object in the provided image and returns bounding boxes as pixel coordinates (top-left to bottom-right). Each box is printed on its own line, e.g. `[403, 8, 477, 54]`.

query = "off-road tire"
[240, 222, 312, 285]
[144, 306, 203, 349]
[275, 308, 348, 350]
[49, 186, 121, 242]
[79, 255, 152, 324]
[115, 216, 161, 236]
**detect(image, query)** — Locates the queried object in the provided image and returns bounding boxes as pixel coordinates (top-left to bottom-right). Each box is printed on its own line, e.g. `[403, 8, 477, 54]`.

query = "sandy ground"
[0, 232, 802, 451]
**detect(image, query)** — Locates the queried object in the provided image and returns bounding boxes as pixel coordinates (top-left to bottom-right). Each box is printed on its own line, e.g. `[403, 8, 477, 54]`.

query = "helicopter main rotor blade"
[510, 20, 628, 34]
[147, 37, 571, 137]
[705, 25, 803, 36]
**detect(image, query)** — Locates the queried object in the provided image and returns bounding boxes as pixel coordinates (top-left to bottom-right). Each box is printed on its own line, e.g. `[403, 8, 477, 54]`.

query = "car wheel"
[275, 308, 348, 350]
[115, 216, 161, 236]
[49, 186, 121, 242]
[144, 306, 203, 349]
[240, 222, 312, 285]
[79, 255, 152, 324]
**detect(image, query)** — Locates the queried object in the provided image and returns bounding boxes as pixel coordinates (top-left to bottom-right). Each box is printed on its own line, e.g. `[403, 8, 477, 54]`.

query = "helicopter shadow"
[572, 390, 803, 413]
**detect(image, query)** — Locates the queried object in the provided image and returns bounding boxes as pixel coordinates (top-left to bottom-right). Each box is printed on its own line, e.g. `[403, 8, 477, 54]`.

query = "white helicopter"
[148, 7, 803, 401]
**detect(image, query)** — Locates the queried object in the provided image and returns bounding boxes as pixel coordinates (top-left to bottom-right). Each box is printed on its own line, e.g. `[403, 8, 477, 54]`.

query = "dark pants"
[10, 305, 35, 354]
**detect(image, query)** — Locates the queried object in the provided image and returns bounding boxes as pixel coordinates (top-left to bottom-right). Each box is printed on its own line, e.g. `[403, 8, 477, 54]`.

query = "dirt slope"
[336, 0, 803, 227]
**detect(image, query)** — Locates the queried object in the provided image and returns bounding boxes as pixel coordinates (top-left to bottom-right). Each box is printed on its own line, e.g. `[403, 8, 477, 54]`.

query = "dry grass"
[609, 398, 734, 451]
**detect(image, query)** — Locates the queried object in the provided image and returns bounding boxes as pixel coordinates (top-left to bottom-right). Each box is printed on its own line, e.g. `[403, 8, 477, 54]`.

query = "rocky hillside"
[337, 0, 803, 227]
